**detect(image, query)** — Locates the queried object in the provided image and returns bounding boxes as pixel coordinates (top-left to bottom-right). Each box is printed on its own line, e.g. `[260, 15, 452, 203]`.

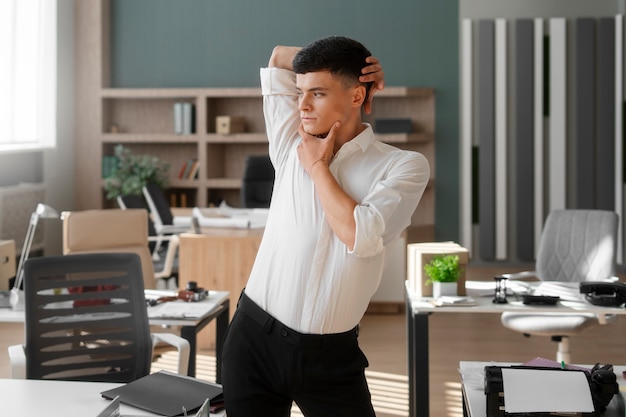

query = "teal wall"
[110, 0, 459, 241]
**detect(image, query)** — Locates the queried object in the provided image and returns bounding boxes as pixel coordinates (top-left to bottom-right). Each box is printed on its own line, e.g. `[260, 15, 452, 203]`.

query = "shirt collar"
[335, 123, 375, 158]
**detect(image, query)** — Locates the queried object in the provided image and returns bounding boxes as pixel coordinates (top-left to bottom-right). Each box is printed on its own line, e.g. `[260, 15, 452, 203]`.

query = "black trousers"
[221, 291, 376, 417]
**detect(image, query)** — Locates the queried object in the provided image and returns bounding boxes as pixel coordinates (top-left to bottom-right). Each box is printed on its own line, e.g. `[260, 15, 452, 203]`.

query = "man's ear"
[352, 85, 367, 108]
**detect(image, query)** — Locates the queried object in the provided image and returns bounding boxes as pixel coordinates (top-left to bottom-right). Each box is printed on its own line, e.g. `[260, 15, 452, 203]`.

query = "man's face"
[296, 71, 355, 137]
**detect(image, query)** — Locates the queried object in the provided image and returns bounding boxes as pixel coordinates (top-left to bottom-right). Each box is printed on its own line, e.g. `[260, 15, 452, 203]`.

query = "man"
[222, 36, 430, 416]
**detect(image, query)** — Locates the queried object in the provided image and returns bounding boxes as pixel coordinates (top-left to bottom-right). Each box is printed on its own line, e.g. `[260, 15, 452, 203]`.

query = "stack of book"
[178, 158, 200, 180]
[174, 102, 195, 134]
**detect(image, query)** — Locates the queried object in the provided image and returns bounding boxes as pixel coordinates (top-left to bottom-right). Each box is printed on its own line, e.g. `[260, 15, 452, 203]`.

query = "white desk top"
[407, 280, 626, 316]
[146, 290, 229, 327]
[0, 290, 229, 326]
[0, 378, 226, 416]
[0, 378, 155, 416]
[459, 361, 626, 417]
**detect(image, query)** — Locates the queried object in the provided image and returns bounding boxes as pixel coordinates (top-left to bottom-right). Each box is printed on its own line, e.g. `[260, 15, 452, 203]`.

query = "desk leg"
[215, 300, 230, 384]
[407, 298, 430, 417]
[180, 325, 197, 377]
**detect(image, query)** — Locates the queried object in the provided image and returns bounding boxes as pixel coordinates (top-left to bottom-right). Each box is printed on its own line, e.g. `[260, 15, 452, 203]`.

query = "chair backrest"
[536, 209, 618, 282]
[240, 154, 275, 208]
[23, 252, 152, 382]
[142, 183, 174, 227]
[62, 209, 156, 289]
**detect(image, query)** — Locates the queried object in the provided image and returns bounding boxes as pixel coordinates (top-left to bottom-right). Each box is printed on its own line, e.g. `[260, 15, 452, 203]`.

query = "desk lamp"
[10, 203, 59, 310]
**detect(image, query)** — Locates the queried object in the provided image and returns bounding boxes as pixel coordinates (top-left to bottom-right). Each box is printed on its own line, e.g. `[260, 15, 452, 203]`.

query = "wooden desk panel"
[178, 229, 263, 348]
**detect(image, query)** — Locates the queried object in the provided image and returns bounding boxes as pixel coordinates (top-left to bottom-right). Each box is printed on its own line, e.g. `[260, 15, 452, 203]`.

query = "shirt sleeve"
[260, 67, 300, 167]
[350, 151, 430, 257]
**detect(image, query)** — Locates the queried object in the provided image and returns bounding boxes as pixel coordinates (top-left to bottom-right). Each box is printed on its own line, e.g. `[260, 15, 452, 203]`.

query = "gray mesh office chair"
[8, 252, 189, 382]
[501, 209, 619, 363]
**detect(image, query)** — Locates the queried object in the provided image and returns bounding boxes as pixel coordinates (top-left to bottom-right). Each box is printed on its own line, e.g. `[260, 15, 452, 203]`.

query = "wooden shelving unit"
[75, 1, 436, 242]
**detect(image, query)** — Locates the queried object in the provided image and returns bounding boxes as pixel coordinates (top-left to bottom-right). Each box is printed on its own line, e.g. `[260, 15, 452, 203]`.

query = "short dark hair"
[293, 36, 373, 98]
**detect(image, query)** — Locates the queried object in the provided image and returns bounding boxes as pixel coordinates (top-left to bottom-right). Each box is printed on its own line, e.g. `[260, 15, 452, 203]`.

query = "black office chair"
[8, 253, 189, 382]
[240, 155, 275, 208]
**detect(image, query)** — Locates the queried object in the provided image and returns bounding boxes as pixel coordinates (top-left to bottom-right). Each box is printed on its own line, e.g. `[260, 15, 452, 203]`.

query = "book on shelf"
[177, 160, 189, 179]
[173, 102, 195, 135]
[101, 155, 119, 178]
[182, 102, 195, 134]
[173, 102, 183, 135]
[179, 158, 196, 179]
[186, 159, 200, 180]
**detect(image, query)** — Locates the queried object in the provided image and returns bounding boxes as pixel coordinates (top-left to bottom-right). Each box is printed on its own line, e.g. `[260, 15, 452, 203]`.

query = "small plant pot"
[433, 282, 457, 298]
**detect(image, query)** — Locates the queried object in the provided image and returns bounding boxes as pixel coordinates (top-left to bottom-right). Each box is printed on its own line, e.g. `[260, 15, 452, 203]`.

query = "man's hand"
[360, 56, 385, 115]
[297, 122, 340, 176]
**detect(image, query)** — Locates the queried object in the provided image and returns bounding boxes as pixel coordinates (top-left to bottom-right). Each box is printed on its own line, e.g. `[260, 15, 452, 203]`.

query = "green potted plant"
[424, 254, 462, 298]
[103, 145, 170, 200]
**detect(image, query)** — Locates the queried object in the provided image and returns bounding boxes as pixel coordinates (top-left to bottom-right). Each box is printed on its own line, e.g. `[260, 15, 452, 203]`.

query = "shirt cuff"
[350, 205, 384, 257]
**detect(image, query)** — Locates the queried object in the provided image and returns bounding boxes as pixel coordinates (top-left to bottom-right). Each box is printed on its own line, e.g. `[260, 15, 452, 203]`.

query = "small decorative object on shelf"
[216, 115, 246, 134]
[103, 145, 170, 200]
[493, 275, 508, 304]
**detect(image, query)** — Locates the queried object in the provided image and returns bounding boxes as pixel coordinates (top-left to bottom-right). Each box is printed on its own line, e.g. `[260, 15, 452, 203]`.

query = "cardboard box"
[0, 240, 16, 291]
[407, 241, 469, 297]
[216, 116, 246, 134]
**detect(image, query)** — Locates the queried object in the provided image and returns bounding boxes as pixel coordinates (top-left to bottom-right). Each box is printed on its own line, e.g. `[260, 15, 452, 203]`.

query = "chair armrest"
[151, 332, 190, 376]
[152, 235, 179, 280]
[8, 344, 26, 379]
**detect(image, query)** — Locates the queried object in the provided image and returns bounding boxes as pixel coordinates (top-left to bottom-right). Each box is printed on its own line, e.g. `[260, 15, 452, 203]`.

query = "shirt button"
[280, 328, 288, 337]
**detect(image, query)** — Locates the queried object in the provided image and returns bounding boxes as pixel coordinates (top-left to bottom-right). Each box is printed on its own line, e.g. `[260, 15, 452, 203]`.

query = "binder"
[101, 370, 223, 416]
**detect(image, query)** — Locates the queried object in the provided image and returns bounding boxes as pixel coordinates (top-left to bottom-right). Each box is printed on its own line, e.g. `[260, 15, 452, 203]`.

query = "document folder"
[101, 370, 223, 416]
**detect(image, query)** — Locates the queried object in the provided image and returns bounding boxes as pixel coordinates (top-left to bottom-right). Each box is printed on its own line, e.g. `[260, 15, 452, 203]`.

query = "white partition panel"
[495, 19, 507, 260]
[461, 19, 473, 253]
[549, 18, 567, 212]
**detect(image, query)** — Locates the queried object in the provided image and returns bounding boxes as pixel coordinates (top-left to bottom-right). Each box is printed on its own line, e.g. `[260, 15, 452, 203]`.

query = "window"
[0, 0, 56, 153]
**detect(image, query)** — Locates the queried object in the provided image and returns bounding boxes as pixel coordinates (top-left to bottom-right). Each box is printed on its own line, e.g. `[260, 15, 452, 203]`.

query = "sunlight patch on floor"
[445, 381, 465, 417]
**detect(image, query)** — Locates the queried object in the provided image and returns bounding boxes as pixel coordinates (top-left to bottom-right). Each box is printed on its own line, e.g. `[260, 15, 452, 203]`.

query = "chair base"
[551, 335, 571, 364]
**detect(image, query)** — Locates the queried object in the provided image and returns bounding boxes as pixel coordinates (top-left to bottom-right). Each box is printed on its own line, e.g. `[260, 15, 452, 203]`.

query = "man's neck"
[333, 121, 367, 154]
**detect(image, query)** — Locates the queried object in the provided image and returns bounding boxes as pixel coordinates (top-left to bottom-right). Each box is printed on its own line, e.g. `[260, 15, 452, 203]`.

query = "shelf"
[379, 133, 434, 144]
[101, 87, 262, 98]
[206, 133, 267, 144]
[102, 133, 201, 143]
[94, 85, 435, 232]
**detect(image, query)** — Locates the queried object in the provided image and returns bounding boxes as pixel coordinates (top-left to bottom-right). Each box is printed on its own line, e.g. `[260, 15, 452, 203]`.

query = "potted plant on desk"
[424, 254, 462, 298]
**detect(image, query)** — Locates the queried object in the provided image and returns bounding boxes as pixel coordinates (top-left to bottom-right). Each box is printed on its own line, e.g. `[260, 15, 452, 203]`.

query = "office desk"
[406, 282, 626, 417]
[0, 378, 226, 416]
[458, 361, 626, 417]
[147, 291, 230, 380]
[0, 291, 230, 381]
[178, 229, 263, 349]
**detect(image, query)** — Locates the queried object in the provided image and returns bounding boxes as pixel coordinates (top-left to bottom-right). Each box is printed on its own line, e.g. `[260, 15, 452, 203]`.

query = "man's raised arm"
[268, 46, 302, 70]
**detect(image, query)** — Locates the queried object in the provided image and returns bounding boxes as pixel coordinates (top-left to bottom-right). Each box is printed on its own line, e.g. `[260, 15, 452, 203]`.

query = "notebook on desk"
[101, 370, 223, 416]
